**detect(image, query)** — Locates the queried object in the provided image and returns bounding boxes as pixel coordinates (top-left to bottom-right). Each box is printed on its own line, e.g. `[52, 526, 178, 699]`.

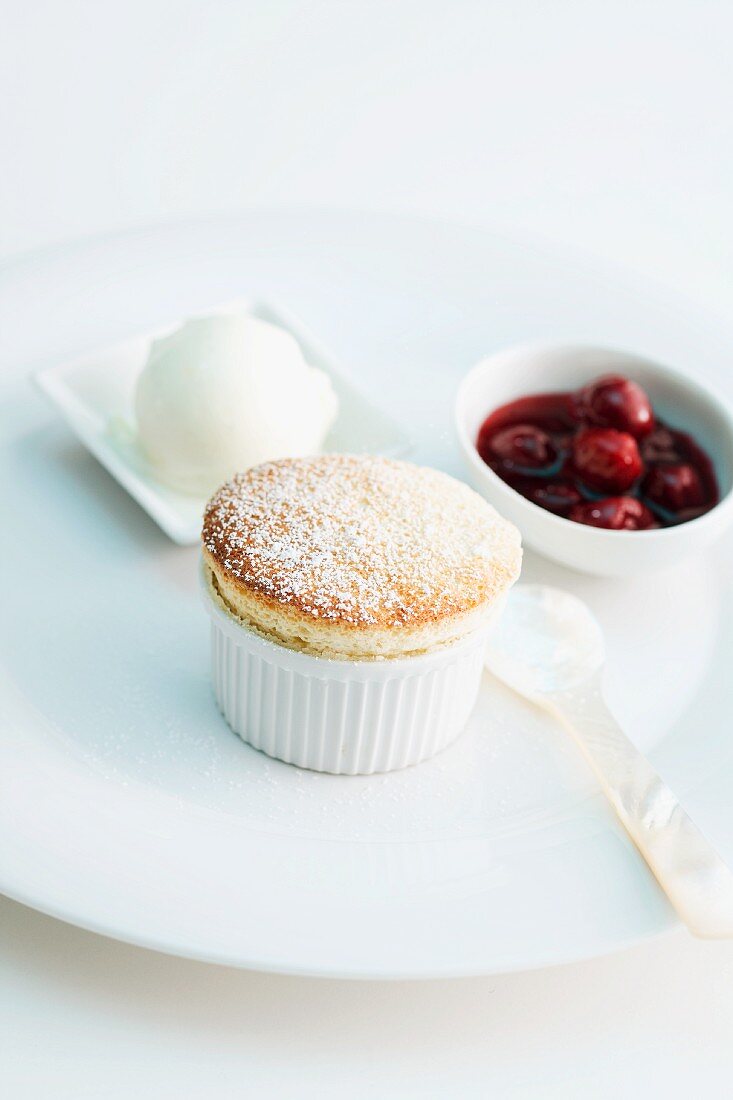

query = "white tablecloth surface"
[3, 895, 733, 1098]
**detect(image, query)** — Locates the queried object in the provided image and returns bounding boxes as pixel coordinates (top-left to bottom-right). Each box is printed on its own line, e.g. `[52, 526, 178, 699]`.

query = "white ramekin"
[202, 572, 501, 775]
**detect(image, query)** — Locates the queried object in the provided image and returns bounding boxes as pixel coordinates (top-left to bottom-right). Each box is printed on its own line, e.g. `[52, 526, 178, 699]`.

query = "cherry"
[641, 427, 680, 465]
[530, 483, 582, 515]
[574, 374, 655, 438]
[569, 497, 658, 531]
[572, 428, 643, 493]
[483, 424, 557, 471]
[642, 463, 706, 513]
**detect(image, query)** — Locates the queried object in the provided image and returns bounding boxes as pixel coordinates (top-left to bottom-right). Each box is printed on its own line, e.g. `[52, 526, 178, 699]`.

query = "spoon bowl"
[486, 584, 605, 700]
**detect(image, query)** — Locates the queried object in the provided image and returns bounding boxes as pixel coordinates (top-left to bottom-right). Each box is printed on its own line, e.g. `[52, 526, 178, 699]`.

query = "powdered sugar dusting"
[203, 455, 521, 629]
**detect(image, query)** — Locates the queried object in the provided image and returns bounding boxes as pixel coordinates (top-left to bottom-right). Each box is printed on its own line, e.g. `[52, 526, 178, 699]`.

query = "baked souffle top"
[202, 454, 522, 660]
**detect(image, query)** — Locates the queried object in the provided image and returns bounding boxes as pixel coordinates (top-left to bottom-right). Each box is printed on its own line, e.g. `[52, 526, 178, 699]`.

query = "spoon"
[485, 584, 733, 938]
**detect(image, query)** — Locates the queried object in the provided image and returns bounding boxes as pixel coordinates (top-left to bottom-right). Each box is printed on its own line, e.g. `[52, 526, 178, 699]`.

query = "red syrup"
[476, 375, 719, 530]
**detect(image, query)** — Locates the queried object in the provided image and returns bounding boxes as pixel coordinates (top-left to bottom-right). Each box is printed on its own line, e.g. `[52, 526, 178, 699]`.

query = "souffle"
[202, 454, 522, 661]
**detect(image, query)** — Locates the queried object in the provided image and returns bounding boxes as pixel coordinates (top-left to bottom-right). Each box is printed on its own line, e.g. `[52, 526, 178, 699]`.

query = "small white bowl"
[455, 344, 733, 576]
[202, 570, 505, 775]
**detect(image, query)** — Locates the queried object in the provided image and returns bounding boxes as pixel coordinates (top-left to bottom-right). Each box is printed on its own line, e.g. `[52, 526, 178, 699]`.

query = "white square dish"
[34, 299, 412, 544]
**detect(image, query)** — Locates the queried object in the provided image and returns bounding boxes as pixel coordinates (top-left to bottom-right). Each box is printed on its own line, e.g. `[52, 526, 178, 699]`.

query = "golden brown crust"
[202, 455, 521, 657]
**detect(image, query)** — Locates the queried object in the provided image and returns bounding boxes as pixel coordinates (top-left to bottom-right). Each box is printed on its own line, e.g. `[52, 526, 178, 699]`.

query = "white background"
[2, 0, 733, 314]
[2, 1, 733, 1096]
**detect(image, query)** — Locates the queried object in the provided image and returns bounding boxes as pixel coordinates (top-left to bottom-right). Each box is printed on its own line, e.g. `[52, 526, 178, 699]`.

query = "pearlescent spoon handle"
[545, 674, 733, 939]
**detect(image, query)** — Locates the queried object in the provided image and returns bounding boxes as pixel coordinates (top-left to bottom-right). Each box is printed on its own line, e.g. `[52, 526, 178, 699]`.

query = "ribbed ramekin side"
[209, 620, 487, 775]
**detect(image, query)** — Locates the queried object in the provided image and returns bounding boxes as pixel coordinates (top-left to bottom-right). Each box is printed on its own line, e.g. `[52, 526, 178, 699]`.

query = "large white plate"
[1, 212, 732, 978]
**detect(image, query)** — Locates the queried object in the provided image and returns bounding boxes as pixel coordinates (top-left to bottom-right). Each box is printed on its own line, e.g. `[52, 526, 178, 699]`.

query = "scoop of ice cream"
[135, 313, 338, 496]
